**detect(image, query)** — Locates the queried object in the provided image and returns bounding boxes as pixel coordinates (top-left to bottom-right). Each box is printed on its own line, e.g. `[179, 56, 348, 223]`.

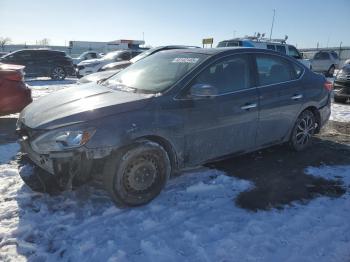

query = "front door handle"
[291, 94, 303, 100]
[241, 103, 257, 110]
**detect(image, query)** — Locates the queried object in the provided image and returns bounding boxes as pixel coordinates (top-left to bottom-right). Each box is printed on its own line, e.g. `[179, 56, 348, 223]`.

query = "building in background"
[1, 39, 146, 58]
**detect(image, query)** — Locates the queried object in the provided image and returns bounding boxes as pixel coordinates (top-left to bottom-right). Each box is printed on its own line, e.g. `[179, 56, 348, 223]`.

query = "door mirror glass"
[190, 83, 218, 98]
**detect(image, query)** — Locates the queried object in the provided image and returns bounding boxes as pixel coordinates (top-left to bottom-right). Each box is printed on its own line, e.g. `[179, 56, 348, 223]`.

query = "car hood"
[0, 63, 25, 71]
[78, 70, 121, 84]
[19, 83, 152, 129]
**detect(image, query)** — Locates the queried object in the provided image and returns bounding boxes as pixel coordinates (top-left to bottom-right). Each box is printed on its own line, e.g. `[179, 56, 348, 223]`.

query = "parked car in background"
[72, 51, 101, 65]
[17, 48, 331, 207]
[76, 50, 143, 77]
[333, 64, 350, 103]
[310, 51, 340, 77]
[78, 45, 200, 84]
[0, 63, 32, 116]
[0, 49, 75, 80]
[217, 37, 311, 69]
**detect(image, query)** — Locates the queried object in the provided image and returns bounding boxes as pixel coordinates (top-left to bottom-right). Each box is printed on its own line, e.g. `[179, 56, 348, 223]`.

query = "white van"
[218, 37, 311, 69]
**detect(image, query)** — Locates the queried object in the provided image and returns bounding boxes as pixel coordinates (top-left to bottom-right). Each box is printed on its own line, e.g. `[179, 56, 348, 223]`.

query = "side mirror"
[190, 83, 218, 98]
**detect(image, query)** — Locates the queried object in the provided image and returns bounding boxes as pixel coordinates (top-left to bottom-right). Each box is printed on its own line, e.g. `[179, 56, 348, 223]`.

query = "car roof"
[159, 47, 284, 56]
[14, 49, 64, 53]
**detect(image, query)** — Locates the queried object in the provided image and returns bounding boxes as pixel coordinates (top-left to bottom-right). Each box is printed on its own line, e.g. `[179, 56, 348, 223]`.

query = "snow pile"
[0, 140, 349, 262]
[27, 78, 77, 101]
[331, 103, 350, 122]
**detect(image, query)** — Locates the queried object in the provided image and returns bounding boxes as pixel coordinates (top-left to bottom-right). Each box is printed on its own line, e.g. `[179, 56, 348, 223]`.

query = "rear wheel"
[103, 141, 171, 207]
[290, 110, 316, 151]
[51, 66, 66, 80]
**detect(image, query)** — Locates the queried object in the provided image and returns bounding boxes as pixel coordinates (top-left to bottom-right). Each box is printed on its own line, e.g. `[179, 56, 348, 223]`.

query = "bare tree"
[0, 37, 11, 51]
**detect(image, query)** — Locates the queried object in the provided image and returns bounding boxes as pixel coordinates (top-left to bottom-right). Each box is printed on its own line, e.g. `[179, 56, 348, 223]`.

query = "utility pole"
[269, 9, 276, 40]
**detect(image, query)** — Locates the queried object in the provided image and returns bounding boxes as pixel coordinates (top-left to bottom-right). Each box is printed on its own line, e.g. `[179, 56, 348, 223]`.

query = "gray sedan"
[17, 48, 332, 206]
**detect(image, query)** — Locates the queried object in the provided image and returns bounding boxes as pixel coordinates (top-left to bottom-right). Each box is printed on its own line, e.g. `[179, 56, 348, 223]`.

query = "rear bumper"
[333, 80, 350, 98]
[0, 86, 32, 116]
[319, 101, 331, 128]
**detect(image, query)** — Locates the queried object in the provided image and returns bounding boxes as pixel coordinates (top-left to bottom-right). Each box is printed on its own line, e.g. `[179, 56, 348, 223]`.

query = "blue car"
[17, 48, 332, 206]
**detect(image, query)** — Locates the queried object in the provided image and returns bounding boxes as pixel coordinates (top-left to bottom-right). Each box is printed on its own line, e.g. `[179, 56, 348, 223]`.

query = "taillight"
[324, 80, 333, 92]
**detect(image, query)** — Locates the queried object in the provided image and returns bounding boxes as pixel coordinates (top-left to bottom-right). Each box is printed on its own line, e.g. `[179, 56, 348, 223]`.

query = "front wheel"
[290, 110, 316, 151]
[51, 66, 66, 80]
[103, 141, 171, 207]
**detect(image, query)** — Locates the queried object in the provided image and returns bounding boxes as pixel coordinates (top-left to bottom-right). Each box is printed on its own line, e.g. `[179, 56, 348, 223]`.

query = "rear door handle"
[241, 103, 257, 110]
[291, 94, 303, 100]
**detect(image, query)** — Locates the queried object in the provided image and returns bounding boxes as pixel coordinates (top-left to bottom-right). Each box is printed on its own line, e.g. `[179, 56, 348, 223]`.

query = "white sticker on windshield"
[172, 58, 199, 63]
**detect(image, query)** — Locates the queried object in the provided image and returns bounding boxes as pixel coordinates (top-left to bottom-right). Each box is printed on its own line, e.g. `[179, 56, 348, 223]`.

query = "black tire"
[103, 141, 171, 207]
[51, 66, 66, 80]
[326, 65, 335, 77]
[290, 110, 316, 151]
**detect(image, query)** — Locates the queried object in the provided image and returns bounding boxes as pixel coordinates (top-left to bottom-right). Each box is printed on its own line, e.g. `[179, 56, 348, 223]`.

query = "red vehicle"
[0, 63, 32, 116]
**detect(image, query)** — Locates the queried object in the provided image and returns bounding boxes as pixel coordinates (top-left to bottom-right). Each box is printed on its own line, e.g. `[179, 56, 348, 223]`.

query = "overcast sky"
[0, 0, 349, 48]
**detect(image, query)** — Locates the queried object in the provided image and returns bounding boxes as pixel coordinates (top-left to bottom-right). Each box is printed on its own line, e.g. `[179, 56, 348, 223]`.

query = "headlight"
[31, 128, 95, 153]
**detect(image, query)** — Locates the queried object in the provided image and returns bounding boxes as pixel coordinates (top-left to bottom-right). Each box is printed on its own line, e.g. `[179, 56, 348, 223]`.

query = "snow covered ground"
[0, 78, 349, 261]
[331, 102, 350, 122]
[0, 144, 350, 261]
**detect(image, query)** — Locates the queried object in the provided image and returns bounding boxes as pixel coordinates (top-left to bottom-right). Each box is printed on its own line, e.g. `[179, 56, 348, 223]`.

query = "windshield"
[217, 42, 227, 47]
[130, 49, 154, 63]
[77, 52, 88, 59]
[102, 51, 123, 60]
[104, 51, 207, 93]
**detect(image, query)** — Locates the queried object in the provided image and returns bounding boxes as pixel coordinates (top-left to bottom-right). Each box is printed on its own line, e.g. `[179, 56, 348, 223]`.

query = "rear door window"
[255, 54, 295, 85]
[321, 52, 330, 60]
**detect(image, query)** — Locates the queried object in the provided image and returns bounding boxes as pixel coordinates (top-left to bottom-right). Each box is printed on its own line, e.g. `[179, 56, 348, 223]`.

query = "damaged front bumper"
[17, 131, 113, 187]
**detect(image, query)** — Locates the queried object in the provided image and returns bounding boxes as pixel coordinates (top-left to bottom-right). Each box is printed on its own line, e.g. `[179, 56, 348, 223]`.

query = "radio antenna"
[269, 9, 276, 40]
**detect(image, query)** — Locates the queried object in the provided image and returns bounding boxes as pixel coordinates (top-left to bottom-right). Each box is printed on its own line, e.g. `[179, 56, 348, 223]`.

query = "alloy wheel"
[52, 67, 65, 80]
[295, 114, 315, 146]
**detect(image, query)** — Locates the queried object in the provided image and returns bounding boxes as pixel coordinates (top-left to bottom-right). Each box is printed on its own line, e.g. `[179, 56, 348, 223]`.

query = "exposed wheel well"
[137, 135, 178, 175]
[303, 106, 321, 133]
